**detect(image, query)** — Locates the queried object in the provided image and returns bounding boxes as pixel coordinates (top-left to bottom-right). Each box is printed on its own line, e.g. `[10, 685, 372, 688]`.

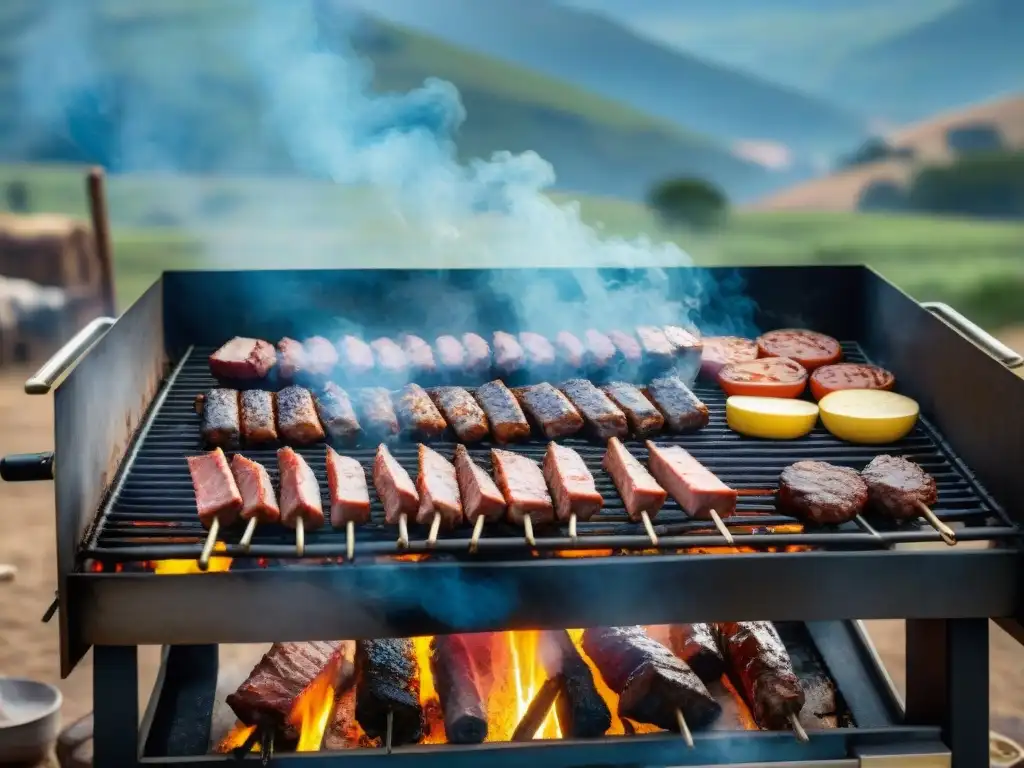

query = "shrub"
[646, 177, 728, 230]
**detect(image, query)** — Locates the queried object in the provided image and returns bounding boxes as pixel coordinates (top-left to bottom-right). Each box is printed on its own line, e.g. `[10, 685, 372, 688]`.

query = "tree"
[907, 151, 1024, 219]
[646, 177, 728, 230]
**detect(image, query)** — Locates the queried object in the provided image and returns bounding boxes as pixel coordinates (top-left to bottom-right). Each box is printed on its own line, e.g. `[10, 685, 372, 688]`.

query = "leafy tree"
[908, 151, 1024, 219]
[646, 177, 728, 230]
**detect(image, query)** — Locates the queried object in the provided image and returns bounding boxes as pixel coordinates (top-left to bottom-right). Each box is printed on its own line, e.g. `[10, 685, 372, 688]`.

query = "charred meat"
[416, 444, 463, 528]
[454, 445, 506, 524]
[645, 375, 709, 432]
[603, 437, 667, 522]
[543, 443, 603, 523]
[188, 448, 242, 527]
[646, 442, 737, 520]
[230, 454, 280, 524]
[396, 383, 448, 438]
[200, 388, 241, 449]
[602, 382, 664, 437]
[668, 624, 725, 684]
[240, 389, 277, 445]
[560, 379, 628, 440]
[430, 635, 489, 744]
[777, 461, 868, 526]
[429, 387, 490, 443]
[357, 387, 400, 440]
[540, 630, 612, 738]
[355, 639, 424, 746]
[276, 386, 326, 445]
[492, 331, 525, 376]
[315, 382, 361, 444]
[491, 448, 555, 525]
[278, 447, 324, 531]
[327, 446, 371, 527]
[474, 380, 531, 443]
[209, 337, 277, 383]
[861, 454, 938, 521]
[513, 383, 584, 439]
[373, 444, 418, 524]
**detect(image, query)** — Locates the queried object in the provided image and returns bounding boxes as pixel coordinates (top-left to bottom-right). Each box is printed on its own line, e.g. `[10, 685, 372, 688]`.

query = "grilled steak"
[435, 335, 466, 373]
[371, 337, 408, 376]
[240, 389, 277, 445]
[396, 383, 447, 439]
[304, 336, 339, 378]
[315, 383, 361, 444]
[491, 449, 555, 525]
[543, 443, 603, 523]
[668, 624, 725, 684]
[230, 454, 280, 524]
[401, 334, 436, 375]
[608, 330, 643, 364]
[777, 461, 868, 526]
[647, 442, 737, 520]
[861, 454, 938, 521]
[188, 448, 242, 527]
[276, 386, 326, 445]
[582, 626, 721, 731]
[357, 388, 400, 440]
[278, 447, 324, 530]
[602, 382, 664, 437]
[635, 326, 676, 368]
[227, 641, 344, 738]
[474, 380, 531, 443]
[603, 437, 667, 521]
[277, 337, 306, 382]
[461, 333, 491, 375]
[416, 444, 463, 528]
[454, 445, 505, 524]
[555, 331, 586, 370]
[355, 639, 424, 746]
[519, 332, 557, 370]
[430, 635, 489, 744]
[338, 335, 375, 377]
[584, 330, 617, 371]
[200, 388, 241, 449]
[540, 630, 612, 738]
[373, 444, 418, 524]
[560, 379, 628, 440]
[492, 331, 525, 376]
[209, 337, 277, 383]
[513, 383, 584, 439]
[645, 376, 709, 432]
[429, 387, 489, 443]
[716, 621, 805, 730]
[326, 446, 371, 527]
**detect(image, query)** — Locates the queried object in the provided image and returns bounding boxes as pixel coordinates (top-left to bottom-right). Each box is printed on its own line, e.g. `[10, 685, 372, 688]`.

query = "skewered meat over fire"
[543, 443, 603, 523]
[603, 437, 667, 522]
[646, 442, 737, 520]
[230, 454, 280, 524]
[861, 454, 938, 520]
[277, 447, 324, 531]
[326, 447, 371, 527]
[777, 461, 868, 526]
[187, 448, 242, 528]
[416, 444, 463, 528]
[373, 444, 418, 524]
[454, 445, 506, 525]
[355, 639, 424, 746]
[491, 449, 555, 525]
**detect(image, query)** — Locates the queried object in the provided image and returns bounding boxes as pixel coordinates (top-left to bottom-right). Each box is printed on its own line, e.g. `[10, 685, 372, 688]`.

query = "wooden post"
[86, 168, 116, 316]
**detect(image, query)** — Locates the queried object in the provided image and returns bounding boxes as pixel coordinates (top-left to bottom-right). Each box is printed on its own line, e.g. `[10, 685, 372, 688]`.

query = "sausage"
[396, 383, 447, 438]
[668, 624, 725, 684]
[513, 383, 584, 439]
[240, 389, 278, 445]
[276, 386, 326, 445]
[602, 382, 664, 437]
[474, 380, 530, 443]
[777, 461, 868, 526]
[429, 387, 490, 443]
[756, 329, 843, 371]
[357, 387, 400, 440]
[354, 639, 424, 746]
[315, 382, 361, 444]
[645, 375, 709, 433]
[200, 388, 241, 449]
[543, 443, 603, 523]
[559, 379, 628, 440]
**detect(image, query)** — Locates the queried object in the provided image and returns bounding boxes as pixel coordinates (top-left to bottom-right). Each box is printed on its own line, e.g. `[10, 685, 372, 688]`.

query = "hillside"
[0, 0, 767, 202]
[339, 0, 866, 158]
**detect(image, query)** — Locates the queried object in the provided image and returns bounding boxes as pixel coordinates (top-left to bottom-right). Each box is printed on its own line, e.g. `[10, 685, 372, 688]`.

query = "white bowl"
[0, 677, 62, 764]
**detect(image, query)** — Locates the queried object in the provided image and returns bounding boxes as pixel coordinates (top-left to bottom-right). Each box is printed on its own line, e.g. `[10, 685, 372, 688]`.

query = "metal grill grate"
[85, 342, 1019, 563]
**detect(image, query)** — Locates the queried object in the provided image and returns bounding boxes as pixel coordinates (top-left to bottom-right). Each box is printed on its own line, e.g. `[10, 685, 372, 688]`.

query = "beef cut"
[777, 461, 868, 526]
[861, 454, 937, 521]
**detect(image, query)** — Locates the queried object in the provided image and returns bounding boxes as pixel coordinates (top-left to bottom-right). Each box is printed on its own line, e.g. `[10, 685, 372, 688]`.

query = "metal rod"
[198, 518, 220, 571]
[789, 713, 809, 743]
[674, 708, 694, 748]
[239, 518, 257, 551]
[524, 514, 535, 547]
[709, 510, 734, 545]
[86, 167, 116, 316]
[469, 515, 485, 553]
[346, 520, 355, 562]
[640, 510, 658, 546]
[397, 513, 409, 549]
[427, 512, 441, 548]
[916, 501, 957, 546]
[295, 516, 305, 557]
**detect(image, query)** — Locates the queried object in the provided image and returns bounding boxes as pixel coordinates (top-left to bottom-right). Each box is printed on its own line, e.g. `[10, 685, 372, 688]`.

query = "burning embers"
[214, 623, 844, 756]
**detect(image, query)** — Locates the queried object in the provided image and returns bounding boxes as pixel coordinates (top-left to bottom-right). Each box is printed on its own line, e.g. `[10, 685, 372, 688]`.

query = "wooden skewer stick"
[709, 509, 734, 545]
[524, 514, 536, 547]
[674, 708, 694, 748]
[260, 728, 275, 766]
[295, 516, 305, 558]
[640, 510, 658, 546]
[199, 518, 220, 571]
[397, 513, 410, 549]
[916, 500, 957, 546]
[789, 713, 809, 743]
[239, 517, 257, 551]
[385, 709, 394, 754]
[427, 511, 442, 548]
[346, 520, 355, 562]
[469, 515, 485, 553]
[568, 512, 578, 543]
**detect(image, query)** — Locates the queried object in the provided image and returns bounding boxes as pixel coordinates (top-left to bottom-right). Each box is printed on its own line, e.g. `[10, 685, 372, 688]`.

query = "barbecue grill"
[3, 265, 1023, 768]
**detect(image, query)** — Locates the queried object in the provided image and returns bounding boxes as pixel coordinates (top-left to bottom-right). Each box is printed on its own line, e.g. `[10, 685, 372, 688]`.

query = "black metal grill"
[85, 340, 1018, 564]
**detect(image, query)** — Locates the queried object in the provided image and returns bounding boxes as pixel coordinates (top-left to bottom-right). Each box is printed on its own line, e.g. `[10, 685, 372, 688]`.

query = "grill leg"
[905, 618, 989, 768]
[93, 645, 139, 767]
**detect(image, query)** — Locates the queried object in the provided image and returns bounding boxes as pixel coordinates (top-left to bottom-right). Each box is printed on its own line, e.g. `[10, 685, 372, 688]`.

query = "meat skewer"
[187, 447, 242, 570]
[513, 383, 585, 439]
[278, 446, 324, 556]
[861, 455, 952, 545]
[373, 444, 418, 548]
[454, 445, 506, 552]
[647, 441, 737, 544]
[417, 444, 463, 547]
[230, 454, 280, 551]
[355, 639, 424, 748]
[198, 388, 241, 449]
[491, 448, 554, 546]
[543, 443, 602, 540]
[603, 437, 667, 545]
[326, 446, 371, 561]
[777, 461, 868, 528]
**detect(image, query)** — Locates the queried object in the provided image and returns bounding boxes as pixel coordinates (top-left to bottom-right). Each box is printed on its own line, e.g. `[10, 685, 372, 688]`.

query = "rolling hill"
[0, 0, 768, 202]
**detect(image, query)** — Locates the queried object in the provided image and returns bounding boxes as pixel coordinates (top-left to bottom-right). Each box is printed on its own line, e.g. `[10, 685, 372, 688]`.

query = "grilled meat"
[188, 448, 243, 527]
[454, 445, 506, 524]
[461, 333, 491, 375]
[401, 334, 436, 375]
[513, 383, 584, 439]
[209, 337, 277, 383]
[584, 330, 617, 371]
[668, 624, 725, 684]
[278, 447, 324, 530]
[777, 461, 868, 526]
[373, 444, 418, 524]
[276, 386, 326, 445]
[861, 454, 938, 521]
[582, 626, 721, 731]
[603, 437, 667, 522]
[645, 375, 709, 432]
[775, 623, 838, 729]
[240, 389, 278, 445]
[716, 621, 805, 731]
[326, 446, 371, 527]
[608, 330, 643, 364]
[474, 380, 531, 443]
[304, 336, 339, 378]
[417, 444, 463, 528]
[227, 641, 344, 738]
[491, 448, 555, 525]
[396, 383, 448, 439]
[355, 639, 424, 746]
[559, 379, 628, 440]
[540, 630, 612, 738]
[646, 442, 737, 520]
[230, 454, 280, 524]
[315, 382, 361, 444]
[543, 443, 603, 523]
[635, 326, 676, 368]
[200, 388, 241, 449]
[430, 635, 490, 744]
[663, 325, 704, 380]
[492, 331, 525, 376]
[357, 388, 400, 440]
[519, 332, 557, 371]
[435, 335, 466, 373]
[602, 382, 664, 437]
[429, 387, 489, 443]
[338, 335, 375, 377]
[371, 337, 407, 376]
[277, 337, 306, 382]
[555, 331, 586, 371]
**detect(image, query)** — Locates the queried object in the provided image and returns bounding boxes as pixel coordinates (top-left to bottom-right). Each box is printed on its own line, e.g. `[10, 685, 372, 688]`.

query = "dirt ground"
[2, 327, 1024, 754]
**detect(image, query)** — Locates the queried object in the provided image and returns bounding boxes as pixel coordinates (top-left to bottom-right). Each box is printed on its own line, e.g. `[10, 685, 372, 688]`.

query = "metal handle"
[0, 451, 55, 482]
[922, 302, 1023, 369]
[25, 316, 116, 394]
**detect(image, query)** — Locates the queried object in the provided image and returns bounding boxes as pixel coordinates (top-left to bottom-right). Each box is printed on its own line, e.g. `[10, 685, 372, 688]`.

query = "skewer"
[568, 512, 578, 543]
[397, 513, 410, 549]
[239, 517, 258, 551]
[346, 520, 355, 562]
[198, 518, 220, 571]
[469, 515, 485, 553]
[232, 724, 262, 759]
[709, 509, 734, 545]
[524, 514, 535, 547]
[385, 709, 394, 754]
[260, 728, 275, 766]
[674, 708, 694, 748]
[640, 510, 658, 546]
[427, 511, 441, 548]
[295, 516, 305, 557]
[916, 500, 956, 546]
[789, 713, 809, 743]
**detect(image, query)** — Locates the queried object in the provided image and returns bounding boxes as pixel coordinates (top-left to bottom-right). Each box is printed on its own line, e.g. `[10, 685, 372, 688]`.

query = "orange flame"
[508, 631, 562, 740]
[287, 650, 345, 751]
[151, 541, 232, 574]
[216, 722, 258, 753]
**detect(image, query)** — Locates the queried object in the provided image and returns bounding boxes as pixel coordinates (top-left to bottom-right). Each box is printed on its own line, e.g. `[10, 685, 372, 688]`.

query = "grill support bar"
[94, 644, 139, 767]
